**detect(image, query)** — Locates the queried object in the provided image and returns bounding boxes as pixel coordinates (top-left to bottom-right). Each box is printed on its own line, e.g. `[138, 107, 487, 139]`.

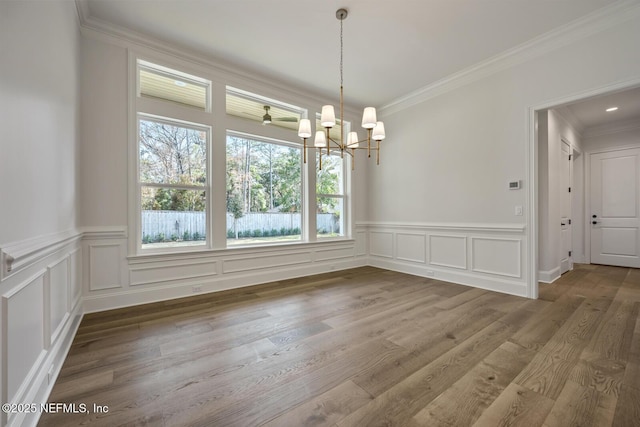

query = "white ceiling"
[83, 0, 620, 108]
[563, 86, 640, 131]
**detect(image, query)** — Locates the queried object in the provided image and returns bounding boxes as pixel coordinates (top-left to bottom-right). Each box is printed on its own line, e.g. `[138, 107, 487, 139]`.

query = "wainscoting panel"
[370, 231, 393, 258]
[130, 258, 218, 287]
[222, 250, 313, 274]
[429, 234, 467, 269]
[0, 232, 82, 427]
[355, 230, 367, 257]
[363, 222, 527, 297]
[471, 237, 522, 278]
[48, 258, 69, 343]
[88, 243, 123, 291]
[315, 245, 355, 262]
[69, 248, 82, 308]
[396, 233, 426, 264]
[3, 273, 46, 402]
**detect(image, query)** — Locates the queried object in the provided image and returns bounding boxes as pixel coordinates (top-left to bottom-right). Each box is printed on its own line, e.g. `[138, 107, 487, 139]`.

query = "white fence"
[142, 211, 339, 239]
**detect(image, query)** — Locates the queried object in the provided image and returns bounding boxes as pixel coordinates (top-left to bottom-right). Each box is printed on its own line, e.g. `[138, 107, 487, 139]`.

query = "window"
[131, 59, 352, 254]
[226, 86, 302, 132]
[135, 60, 212, 251]
[139, 60, 208, 110]
[139, 117, 209, 249]
[226, 133, 302, 246]
[316, 152, 345, 238]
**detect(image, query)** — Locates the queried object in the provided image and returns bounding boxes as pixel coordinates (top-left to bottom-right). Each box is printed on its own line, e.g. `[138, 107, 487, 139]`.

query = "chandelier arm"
[303, 138, 307, 163]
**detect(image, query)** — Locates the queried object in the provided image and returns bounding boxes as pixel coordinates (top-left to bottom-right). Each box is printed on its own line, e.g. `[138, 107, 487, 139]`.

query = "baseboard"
[6, 299, 83, 427]
[369, 258, 528, 298]
[538, 267, 561, 284]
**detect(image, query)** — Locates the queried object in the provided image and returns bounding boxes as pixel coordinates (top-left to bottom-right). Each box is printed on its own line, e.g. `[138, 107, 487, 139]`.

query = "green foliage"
[226, 135, 301, 217]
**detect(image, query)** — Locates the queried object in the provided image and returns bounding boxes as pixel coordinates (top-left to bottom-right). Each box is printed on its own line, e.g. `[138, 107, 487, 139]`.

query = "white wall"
[367, 8, 640, 296]
[0, 2, 83, 427]
[79, 37, 129, 228]
[0, 1, 80, 244]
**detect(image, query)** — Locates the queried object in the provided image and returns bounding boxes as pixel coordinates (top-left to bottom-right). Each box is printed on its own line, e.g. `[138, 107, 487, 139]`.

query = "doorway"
[530, 81, 640, 298]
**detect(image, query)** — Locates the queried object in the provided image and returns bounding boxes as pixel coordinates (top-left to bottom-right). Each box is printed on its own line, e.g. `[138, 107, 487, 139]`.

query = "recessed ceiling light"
[606, 107, 619, 112]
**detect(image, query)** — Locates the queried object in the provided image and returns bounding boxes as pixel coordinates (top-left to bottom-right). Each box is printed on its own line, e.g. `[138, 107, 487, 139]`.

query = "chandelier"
[297, 8, 386, 170]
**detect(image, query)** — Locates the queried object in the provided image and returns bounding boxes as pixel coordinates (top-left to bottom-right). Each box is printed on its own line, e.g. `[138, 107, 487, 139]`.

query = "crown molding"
[379, 0, 640, 117]
[73, 0, 363, 117]
[583, 116, 640, 138]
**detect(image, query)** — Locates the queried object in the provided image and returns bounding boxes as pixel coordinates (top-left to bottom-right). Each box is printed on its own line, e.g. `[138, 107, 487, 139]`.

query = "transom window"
[226, 86, 302, 132]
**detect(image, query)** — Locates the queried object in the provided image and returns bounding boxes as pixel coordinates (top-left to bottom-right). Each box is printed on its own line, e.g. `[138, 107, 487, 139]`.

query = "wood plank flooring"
[38, 264, 640, 426]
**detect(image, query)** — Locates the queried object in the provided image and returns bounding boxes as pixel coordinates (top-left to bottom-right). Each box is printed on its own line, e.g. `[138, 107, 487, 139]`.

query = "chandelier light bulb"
[361, 107, 377, 129]
[372, 122, 386, 141]
[297, 119, 312, 138]
[314, 130, 327, 148]
[321, 105, 336, 128]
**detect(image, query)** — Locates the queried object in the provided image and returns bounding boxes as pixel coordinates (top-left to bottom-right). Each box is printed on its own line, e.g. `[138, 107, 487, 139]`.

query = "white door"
[560, 141, 573, 274]
[590, 148, 640, 268]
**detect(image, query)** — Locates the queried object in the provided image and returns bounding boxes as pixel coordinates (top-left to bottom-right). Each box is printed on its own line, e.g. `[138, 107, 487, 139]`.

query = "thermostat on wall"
[509, 180, 521, 190]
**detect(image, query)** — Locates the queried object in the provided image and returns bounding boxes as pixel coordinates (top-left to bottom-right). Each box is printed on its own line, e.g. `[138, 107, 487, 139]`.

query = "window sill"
[127, 237, 356, 263]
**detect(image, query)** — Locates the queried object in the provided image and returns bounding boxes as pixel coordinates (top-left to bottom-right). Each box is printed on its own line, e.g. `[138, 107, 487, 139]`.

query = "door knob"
[592, 221, 598, 225]
[592, 214, 597, 218]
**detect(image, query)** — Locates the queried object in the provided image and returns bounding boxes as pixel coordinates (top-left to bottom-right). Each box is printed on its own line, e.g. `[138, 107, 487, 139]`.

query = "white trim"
[380, 1, 640, 116]
[538, 267, 561, 284]
[0, 230, 82, 281]
[369, 258, 528, 298]
[81, 226, 127, 240]
[357, 221, 525, 233]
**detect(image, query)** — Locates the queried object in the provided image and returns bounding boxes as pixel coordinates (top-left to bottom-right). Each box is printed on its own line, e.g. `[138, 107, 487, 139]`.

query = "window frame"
[137, 114, 212, 251]
[128, 53, 355, 257]
[131, 57, 213, 255]
[316, 149, 348, 239]
[225, 130, 305, 247]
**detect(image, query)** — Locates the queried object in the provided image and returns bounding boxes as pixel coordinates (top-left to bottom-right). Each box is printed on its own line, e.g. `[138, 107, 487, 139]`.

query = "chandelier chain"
[340, 15, 343, 87]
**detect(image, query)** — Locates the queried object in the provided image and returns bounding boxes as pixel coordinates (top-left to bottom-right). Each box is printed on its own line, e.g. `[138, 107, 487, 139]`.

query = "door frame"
[560, 138, 574, 275]
[527, 78, 640, 299]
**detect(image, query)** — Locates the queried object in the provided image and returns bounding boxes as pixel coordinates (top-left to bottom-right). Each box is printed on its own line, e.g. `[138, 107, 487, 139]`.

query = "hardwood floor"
[38, 264, 640, 426]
